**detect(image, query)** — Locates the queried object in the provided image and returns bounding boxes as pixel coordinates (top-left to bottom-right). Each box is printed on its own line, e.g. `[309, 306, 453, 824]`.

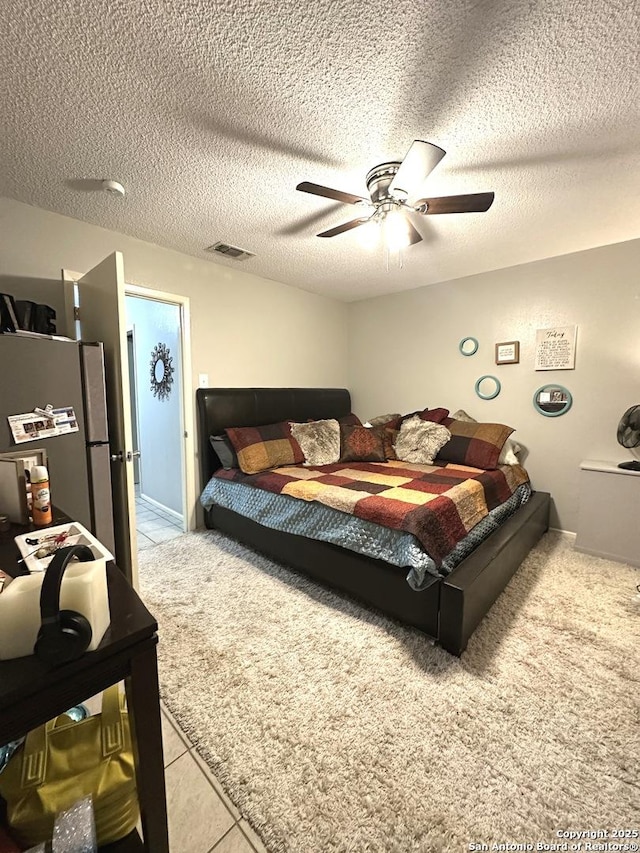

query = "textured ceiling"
[1, 0, 639, 302]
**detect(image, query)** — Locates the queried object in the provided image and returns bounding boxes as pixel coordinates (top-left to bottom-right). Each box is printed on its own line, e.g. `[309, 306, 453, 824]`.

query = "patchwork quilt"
[214, 459, 530, 565]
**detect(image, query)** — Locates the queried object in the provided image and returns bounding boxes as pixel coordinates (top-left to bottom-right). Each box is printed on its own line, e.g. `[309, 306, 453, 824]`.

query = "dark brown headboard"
[196, 387, 351, 487]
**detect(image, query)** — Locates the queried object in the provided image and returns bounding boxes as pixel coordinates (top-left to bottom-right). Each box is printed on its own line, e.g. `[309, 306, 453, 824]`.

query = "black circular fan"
[617, 404, 640, 470]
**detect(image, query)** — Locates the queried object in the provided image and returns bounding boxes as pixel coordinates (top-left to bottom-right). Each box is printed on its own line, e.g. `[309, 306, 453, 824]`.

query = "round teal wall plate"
[459, 337, 479, 356]
[475, 375, 501, 400]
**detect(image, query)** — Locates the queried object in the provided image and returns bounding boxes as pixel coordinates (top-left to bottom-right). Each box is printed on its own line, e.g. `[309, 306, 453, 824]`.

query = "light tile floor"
[160, 703, 268, 853]
[132, 487, 266, 850]
[135, 491, 184, 552]
[133, 487, 267, 850]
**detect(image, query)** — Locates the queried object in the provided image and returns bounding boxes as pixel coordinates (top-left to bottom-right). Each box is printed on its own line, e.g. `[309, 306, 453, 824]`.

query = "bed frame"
[196, 387, 550, 655]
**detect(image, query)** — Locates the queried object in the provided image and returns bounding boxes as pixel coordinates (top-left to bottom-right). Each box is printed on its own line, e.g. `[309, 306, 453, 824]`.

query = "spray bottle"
[30, 465, 52, 526]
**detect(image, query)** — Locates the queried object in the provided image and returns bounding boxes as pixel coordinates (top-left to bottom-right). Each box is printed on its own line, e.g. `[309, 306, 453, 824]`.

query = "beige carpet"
[138, 530, 639, 853]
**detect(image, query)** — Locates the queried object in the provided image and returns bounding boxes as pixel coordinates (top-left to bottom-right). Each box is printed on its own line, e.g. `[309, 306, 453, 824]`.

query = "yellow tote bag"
[0, 684, 139, 848]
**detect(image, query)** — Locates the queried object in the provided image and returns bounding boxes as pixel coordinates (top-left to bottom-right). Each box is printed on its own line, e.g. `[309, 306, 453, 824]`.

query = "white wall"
[0, 197, 349, 518]
[126, 295, 183, 514]
[4, 196, 638, 534]
[348, 239, 640, 532]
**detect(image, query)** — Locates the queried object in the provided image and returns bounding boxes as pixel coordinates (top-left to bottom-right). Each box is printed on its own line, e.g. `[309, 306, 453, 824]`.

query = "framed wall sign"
[535, 326, 577, 371]
[495, 341, 520, 365]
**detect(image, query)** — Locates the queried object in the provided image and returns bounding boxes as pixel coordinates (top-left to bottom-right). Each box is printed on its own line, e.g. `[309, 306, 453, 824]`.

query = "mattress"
[200, 472, 532, 589]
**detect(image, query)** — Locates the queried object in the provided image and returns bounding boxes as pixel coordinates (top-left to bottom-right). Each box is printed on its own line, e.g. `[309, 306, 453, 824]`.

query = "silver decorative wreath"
[149, 342, 175, 401]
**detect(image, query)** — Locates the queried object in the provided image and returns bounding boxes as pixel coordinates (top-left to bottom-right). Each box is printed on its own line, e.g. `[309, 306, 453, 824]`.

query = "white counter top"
[579, 459, 640, 477]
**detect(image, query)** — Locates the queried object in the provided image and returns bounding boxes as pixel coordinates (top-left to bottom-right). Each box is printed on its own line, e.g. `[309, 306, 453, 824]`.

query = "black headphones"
[35, 544, 95, 666]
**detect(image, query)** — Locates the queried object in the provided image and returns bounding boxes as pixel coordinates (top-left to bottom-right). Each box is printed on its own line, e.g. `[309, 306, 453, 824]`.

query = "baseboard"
[549, 526, 576, 538]
[139, 492, 183, 524]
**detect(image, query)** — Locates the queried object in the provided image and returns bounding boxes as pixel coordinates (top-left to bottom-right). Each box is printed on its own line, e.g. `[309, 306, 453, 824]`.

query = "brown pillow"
[338, 412, 362, 426]
[451, 409, 522, 465]
[339, 424, 386, 463]
[225, 422, 304, 474]
[435, 420, 515, 470]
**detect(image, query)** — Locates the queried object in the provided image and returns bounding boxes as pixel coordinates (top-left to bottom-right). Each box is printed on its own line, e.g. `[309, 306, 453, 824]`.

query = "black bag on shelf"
[14, 301, 57, 334]
[0, 293, 19, 332]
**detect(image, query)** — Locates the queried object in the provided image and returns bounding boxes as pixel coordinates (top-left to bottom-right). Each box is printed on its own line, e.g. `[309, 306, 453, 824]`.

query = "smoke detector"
[102, 179, 125, 197]
[205, 242, 255, 261]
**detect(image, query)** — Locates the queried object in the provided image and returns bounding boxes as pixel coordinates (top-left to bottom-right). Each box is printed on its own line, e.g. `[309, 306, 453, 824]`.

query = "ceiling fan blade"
[404, 209, 438, 244]
[317, 218, 368, 238]
[415, 192, 495, 214]
[296, 181, 368, 206]
[405, 216, 423, 245]
[388, 140, 446, 200]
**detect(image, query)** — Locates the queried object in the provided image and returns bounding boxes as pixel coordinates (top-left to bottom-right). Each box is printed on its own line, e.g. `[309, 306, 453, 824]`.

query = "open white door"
[76, 252, 138, 586]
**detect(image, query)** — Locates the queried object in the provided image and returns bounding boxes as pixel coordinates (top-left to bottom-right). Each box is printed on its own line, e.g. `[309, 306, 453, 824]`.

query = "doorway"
[125, 291, 189, 553]
[62, 256, 195, 586]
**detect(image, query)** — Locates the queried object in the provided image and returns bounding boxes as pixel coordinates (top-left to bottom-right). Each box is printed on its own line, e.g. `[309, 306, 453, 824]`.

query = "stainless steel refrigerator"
[0, 333, 116, 555]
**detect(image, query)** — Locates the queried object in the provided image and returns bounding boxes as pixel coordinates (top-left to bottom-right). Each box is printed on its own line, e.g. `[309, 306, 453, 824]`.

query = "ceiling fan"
[296, 140, 494, 248]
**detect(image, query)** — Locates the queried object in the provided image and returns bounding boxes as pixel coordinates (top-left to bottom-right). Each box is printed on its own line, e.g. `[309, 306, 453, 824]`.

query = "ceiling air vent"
[205, 242, 255, 261]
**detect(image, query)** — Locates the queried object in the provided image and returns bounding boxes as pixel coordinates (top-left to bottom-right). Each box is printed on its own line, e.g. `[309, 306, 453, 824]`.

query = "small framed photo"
[495, 341, 520, 365]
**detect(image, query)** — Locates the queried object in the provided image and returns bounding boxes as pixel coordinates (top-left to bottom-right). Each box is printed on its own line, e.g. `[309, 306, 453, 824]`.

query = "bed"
[196, 387, 550, 655]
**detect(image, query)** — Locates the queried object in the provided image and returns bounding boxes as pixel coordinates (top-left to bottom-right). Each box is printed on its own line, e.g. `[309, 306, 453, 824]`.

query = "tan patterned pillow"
[394, 416, 451, 464]
[290, 419, 340, 466]
[225, 422, 305, 474]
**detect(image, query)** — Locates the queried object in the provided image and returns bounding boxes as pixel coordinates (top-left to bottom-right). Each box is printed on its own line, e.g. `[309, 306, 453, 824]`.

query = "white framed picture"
[495, 341, 520, 364]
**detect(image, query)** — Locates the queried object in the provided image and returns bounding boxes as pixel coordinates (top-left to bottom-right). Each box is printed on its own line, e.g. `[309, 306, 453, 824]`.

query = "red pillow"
[419, 407, 450, 424]
[399, 407, 450, 426]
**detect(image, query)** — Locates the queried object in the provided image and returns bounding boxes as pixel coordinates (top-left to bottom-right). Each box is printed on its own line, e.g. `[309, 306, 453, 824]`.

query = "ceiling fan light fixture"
[383, 207, 411, 251]
[356, 218, 380, 249]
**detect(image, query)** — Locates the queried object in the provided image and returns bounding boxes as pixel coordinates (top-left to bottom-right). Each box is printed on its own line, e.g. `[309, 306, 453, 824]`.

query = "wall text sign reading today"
[535, 326, 577, 371]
